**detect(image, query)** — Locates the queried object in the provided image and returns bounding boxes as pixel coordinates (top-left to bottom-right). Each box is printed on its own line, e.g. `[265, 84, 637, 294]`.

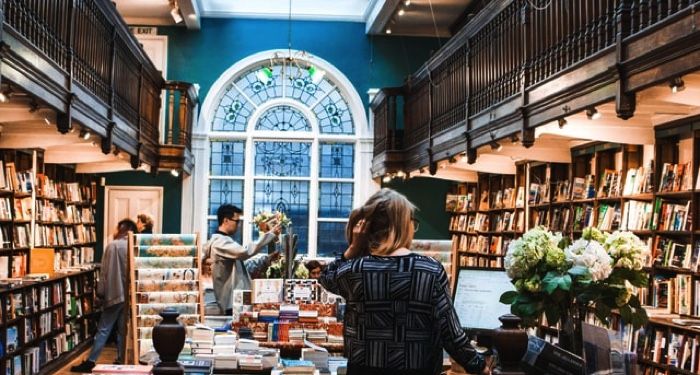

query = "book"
[92, 365, 153, 374]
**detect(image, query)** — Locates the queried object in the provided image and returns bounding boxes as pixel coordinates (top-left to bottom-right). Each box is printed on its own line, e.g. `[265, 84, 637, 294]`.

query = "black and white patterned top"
[319, 253, 478, 375]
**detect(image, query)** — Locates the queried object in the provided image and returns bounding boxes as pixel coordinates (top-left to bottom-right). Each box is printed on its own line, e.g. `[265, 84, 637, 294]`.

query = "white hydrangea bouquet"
[253, 210, 292, 233]
[500, 226, 649, 346]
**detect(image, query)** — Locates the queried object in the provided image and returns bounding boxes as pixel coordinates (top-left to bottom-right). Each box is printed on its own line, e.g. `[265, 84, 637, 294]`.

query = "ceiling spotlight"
[510, 134, 519, 144]
[670, 77, 685, 93]
[256, 67, 273, 85]
[404, 0, 411, 5]
[170, 6, 184, 24]
[489, 140, 503, 151]
[170, 169, 180, 177]
[398, 8, 406, 16]
[396, 170, 406, 178]
[43, 117, 50, 126]
[382, 175, 392, 183]
[419, 168, 425, 174]
[448, 156, 457, 164]
[79, 129, 91, 140]
[0, 92, 7, 103]
[307, 65, 326, 85]
[558, 118, 568, 129]
[91, 141, 97, 147]
[585, 107, 601, 120]
[112, 147, 120, 156]
[385, 28, 392, 34]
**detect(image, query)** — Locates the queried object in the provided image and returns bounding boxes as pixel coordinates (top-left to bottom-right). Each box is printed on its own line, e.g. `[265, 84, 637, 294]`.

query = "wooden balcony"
[372, 0, 700, 176]
[0, 0, 195, 173]
[159, 81, 198, 175]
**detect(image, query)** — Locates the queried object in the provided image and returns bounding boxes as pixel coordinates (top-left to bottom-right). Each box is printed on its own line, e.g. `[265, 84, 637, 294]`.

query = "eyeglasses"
[227, 217, 242, 223]
[411, 216, 420, 232]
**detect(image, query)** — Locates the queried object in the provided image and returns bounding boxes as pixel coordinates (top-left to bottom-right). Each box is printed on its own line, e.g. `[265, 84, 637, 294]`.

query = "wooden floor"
[54, 344, 118, 374]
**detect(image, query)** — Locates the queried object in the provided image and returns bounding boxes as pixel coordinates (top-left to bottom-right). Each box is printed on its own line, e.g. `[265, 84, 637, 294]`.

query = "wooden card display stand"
[126, 233, 204, 364]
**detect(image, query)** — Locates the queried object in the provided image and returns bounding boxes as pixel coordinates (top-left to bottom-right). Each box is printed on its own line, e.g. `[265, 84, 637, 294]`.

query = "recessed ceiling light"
[386, 28, 392, 34]
[398, 8, 405, 16]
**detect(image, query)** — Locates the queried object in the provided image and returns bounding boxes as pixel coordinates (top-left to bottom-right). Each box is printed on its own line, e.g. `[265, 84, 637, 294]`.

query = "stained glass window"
[316, 222, 347, 257]
[208, 179, 244, 215]
[212, 87, 254, 132]
[319, 182, 353, 218]
[208, 56, 358, 256]
[254, 141, 311, 177]
[234, 66, 284, 105]
[210, 141, 245, 176]
[255, 106, 311, 132]
[319, 143, 354, 178]
[286, 64, 334, 105]
[253, 179, 309, 254]
[313, 89, 354, 134]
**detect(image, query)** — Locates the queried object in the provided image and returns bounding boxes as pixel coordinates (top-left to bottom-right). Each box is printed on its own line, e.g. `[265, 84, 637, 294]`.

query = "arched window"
[198, 50, 370, 257]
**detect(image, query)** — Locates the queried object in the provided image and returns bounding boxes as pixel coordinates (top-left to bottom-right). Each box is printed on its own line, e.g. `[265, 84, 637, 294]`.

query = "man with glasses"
[203, 204, 281, 315]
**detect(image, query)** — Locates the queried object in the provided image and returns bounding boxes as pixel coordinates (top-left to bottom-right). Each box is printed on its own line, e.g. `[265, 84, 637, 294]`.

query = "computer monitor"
[452, 268, 515, 331]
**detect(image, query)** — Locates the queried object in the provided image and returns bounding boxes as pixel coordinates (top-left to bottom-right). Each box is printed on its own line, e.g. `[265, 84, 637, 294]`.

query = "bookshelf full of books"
[447, 167, 525, 271]
[0, 266, 99, 374]
[0, 150, 100, 374]
[449, 129, 700, 373]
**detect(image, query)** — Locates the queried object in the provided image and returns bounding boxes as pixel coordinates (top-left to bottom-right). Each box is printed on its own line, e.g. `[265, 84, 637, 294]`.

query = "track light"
[396, 170, 406, 178]
[670, 77, 685, 93]
[489, 140, 502, 151]
[256, 67, 273, 85]
[586, 107, 601, 120]
[307, 65, 326, 85]
[79, 130, 91, 140]
[510, 134, 519, 144]
[398, 8, 406, 16]
[385, 28, 392, 34]
[43, 117, 50, 126]
[404, 0, 411, 5]
[382, 175, 392, 183]
[0, 92, 7, 103]
[170, 169, 180, 177]
[170, 6, 183, 24]
[558, 118, 567, 129]
[448, 157, 457, 164]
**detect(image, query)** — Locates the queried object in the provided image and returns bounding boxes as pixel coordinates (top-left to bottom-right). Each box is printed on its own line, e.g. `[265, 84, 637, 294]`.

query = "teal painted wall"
[95, 171, 182, 258]
[160, 19, 442, 105]
[384, 177, 452, 240]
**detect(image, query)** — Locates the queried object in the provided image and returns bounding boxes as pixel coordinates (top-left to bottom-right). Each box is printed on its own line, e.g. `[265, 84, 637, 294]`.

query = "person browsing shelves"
[319, 188, 485, 375]
[203, 204, 281, 315]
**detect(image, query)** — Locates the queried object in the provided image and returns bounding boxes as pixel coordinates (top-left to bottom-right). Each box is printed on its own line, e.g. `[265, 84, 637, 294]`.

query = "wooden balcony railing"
[372, 0, 700, 175]
[159, 81, 198, 174]
[1, 0, 167, 167]
[371, 88, 403, 156]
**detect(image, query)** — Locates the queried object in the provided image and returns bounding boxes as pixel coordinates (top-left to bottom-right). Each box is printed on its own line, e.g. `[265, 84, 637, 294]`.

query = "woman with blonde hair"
[319, 188, 485, 375]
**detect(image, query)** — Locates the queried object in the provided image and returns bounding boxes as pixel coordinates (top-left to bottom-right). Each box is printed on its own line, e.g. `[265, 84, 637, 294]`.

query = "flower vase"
[558, 304, 584, 357]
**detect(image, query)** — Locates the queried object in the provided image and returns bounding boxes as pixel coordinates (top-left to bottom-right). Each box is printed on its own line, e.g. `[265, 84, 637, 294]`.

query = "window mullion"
[308, 138, 320, 258]
[243, 136, 255, 246]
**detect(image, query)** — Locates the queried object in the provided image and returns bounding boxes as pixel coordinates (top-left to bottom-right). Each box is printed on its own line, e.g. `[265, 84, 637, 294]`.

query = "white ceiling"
[113, 0, 476, 37]
[200, 0, 371, 22]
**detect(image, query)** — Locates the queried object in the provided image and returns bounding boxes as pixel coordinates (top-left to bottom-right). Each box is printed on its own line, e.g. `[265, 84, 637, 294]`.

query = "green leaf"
[500, 291, 518, 305]
[568, 265, 589, 277]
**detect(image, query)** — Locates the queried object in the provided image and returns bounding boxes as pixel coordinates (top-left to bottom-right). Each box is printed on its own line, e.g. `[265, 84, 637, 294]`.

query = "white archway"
[186, 49, 377, 256]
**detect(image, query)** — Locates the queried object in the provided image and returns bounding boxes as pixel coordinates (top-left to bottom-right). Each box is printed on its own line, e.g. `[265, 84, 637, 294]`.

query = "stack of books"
[281, 359, 315, 374]
[299, 309, 318, 323]
[279, 304, 299, 321]
[289, 329, 304, 342]
[238, 354, 263, 371]
[302, 348, 329, 370]
[305, 328, 327, 344]
[92, 365, 153, 374]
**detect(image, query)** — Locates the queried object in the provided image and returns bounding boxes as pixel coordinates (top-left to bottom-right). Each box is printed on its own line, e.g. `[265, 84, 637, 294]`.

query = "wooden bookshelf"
[0, 150, 99, 374]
